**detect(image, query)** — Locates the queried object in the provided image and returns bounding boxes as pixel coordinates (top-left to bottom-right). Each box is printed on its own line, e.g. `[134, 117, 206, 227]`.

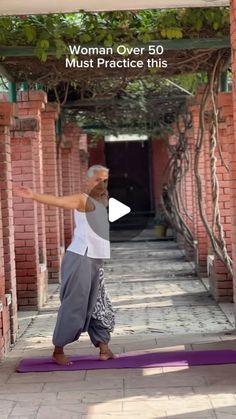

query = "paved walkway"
[1, 239, 236, 418]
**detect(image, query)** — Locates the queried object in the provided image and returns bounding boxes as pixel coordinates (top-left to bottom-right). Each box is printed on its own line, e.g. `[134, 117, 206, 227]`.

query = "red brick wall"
[71, 136, 81, 194]
[62, 123, 81, 193]
[18, 92, 47, 267]
[178, 126, 197, 261]
[0, 299, 10, 359]
[0, 189, 10, 358]
[188, 104, 209, 274]
[0, 103, 17, 351]
[61, 147, 74, 248]
[41, 103, 61, 283]
[208, 93, 234, 301]
[57, 146, 65, 251]
[11, 133, 40, 310]
[230, 1, 236, 313]
[17, 91, 48, 306]
[79, 133, 89, 192]
[178, 87, 235, 302]
[88, 137, 106, 166]
[0, 198, 4, 301]
[151, 138, 169, 212]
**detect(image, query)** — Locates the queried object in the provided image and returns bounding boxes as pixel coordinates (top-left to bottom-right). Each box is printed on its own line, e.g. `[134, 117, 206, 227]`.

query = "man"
[14, 165, 115, 365]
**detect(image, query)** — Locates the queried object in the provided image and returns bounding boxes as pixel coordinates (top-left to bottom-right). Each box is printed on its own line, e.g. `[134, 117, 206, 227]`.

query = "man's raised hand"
[13, 186, 34, 199]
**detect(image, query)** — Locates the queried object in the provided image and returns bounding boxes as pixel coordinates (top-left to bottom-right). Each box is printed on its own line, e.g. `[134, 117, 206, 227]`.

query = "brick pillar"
[189, 103, 208, 274]
[60, 122, 83, 247]
[208, 92, 234, 302]
[71, 134, 81, 194]
[88, 136, 106, 166]
[11, 120, 42, 310]
[18, 91, 47, 265]
[183, 126, 197, 261]
[151, 138, 169, 212]
[0, 103, 18, 344]
[61, 145, 74, 248]
[57, 145, 65, 252]
[17, 91, 48, 307]
[79, 133, 89, 191]
[0, 189, 10, 359]
[41, 103, 61, 283]
[0, 199, 4, 300]
[231, 1, 236, 315]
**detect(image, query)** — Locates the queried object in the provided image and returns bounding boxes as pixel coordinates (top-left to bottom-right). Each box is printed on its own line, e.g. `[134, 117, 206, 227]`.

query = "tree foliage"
[0, 8, 229, 61]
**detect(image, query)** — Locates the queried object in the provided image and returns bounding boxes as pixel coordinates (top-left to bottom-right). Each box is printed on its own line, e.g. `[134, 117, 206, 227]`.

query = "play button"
[108, 198, 131, 222]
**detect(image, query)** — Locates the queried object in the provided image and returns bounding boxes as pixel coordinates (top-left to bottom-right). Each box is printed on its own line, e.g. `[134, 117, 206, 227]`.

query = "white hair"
[87, 164, 109, 178]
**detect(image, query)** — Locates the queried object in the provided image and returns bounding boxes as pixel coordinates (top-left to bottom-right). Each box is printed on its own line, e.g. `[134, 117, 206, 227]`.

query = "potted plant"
[154, 210, 169, 238]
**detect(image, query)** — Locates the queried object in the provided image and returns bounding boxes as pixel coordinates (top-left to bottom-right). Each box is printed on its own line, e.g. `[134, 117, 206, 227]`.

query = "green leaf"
[103, 34, 113, 47]
[213, 21, 220, 30]
[142, 33, 152, 43]
[160, 28, 166, 38]
[79, 33, 92, 42]
[24, 25, 37, 42]
[194, 19, 203, 31]
[41, 51, 47, 62]
[39, 39, 49, 49]
[55, 39, 66, 58]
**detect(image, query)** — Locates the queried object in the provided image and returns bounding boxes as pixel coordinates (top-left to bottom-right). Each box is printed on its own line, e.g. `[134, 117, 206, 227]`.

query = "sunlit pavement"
[1, 239, 236, 419]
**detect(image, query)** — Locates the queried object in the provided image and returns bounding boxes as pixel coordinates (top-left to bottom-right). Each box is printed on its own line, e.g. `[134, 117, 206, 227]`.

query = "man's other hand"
[13, 186, 34, 199]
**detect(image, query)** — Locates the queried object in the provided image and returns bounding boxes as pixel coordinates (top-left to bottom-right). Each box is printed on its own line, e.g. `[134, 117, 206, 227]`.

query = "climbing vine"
[194, 52, 233, 276]
[160, 50, 233, 275]
[0, 8, 229, 61]
[62, 78, 187, 136]
[160, 112, 194, 246]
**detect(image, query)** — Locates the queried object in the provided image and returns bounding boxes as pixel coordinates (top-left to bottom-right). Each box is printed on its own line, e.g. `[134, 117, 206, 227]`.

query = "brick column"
[0, 189, 10, 359]
[189, 103, 208, 274]
[88, 136, 106, 166]
[17, 91, 48, 307]
[17, 91, 48, 270]
[0, 199, 4, 300]
[208, 92, 234, 302]
[0, 103, 17, 344]
[71, 127, 82, 193]
[79, 133, 89, 191]
[57, 145, 65, 252]
[61, 144, 74, 248]
[183, 126, 197, 261]
[230, 0, 236, 318]
[151, 138, 169, 212]
[11, 120, 41, 310]
[41, 103, 61, 283]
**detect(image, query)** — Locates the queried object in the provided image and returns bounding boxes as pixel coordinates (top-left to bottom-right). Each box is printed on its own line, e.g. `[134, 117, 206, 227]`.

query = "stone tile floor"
[1, 239, 236, 418]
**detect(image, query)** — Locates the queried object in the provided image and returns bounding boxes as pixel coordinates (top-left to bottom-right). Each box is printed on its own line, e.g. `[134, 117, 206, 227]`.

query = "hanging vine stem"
[53, 82, 70, 110]
[194, 51, 233, 276]
[161, 113, 195, 247]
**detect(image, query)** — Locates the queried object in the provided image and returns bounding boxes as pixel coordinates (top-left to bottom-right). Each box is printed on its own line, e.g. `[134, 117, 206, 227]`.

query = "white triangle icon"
[108, 198, 131, 222]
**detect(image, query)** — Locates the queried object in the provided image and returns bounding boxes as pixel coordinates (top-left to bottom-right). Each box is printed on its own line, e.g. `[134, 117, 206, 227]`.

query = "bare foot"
[99, 349, 117, 361]
[52, 352, 73, 365]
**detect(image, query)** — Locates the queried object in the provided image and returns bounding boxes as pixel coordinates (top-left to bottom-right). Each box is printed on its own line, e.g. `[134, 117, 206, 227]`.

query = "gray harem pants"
[52, 250, 111, 348]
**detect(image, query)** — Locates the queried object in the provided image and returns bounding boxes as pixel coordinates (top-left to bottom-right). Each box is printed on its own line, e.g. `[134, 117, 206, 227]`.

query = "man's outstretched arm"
[13, 186, 85, 210]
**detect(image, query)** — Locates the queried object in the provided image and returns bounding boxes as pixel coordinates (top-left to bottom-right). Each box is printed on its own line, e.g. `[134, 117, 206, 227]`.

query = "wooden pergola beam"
[0, 37, 230, 57]
[0, 63, 15, 82]
[63, 95, 188, 108]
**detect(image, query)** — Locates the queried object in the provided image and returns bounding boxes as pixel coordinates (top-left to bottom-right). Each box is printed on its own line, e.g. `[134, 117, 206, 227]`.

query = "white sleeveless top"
[67, 195, 110, 259]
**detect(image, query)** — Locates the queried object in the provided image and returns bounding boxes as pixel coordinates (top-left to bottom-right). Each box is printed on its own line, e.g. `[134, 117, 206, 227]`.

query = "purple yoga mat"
[16, 349, 236, 373]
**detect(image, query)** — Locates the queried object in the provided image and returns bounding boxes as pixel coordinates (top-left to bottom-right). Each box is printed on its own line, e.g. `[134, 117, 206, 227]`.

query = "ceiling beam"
[0, 63, 15, 82]
[0, 0, 229, 16]
[63, 95, 188, 108]
[0, 37, 230, 58]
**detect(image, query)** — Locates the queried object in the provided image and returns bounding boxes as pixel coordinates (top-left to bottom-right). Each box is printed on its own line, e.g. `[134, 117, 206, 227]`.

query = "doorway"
[105, 139, 153, 229]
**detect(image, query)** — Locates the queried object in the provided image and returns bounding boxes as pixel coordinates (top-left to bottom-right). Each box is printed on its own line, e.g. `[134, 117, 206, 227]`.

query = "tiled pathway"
[1, 240, 236, 418]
